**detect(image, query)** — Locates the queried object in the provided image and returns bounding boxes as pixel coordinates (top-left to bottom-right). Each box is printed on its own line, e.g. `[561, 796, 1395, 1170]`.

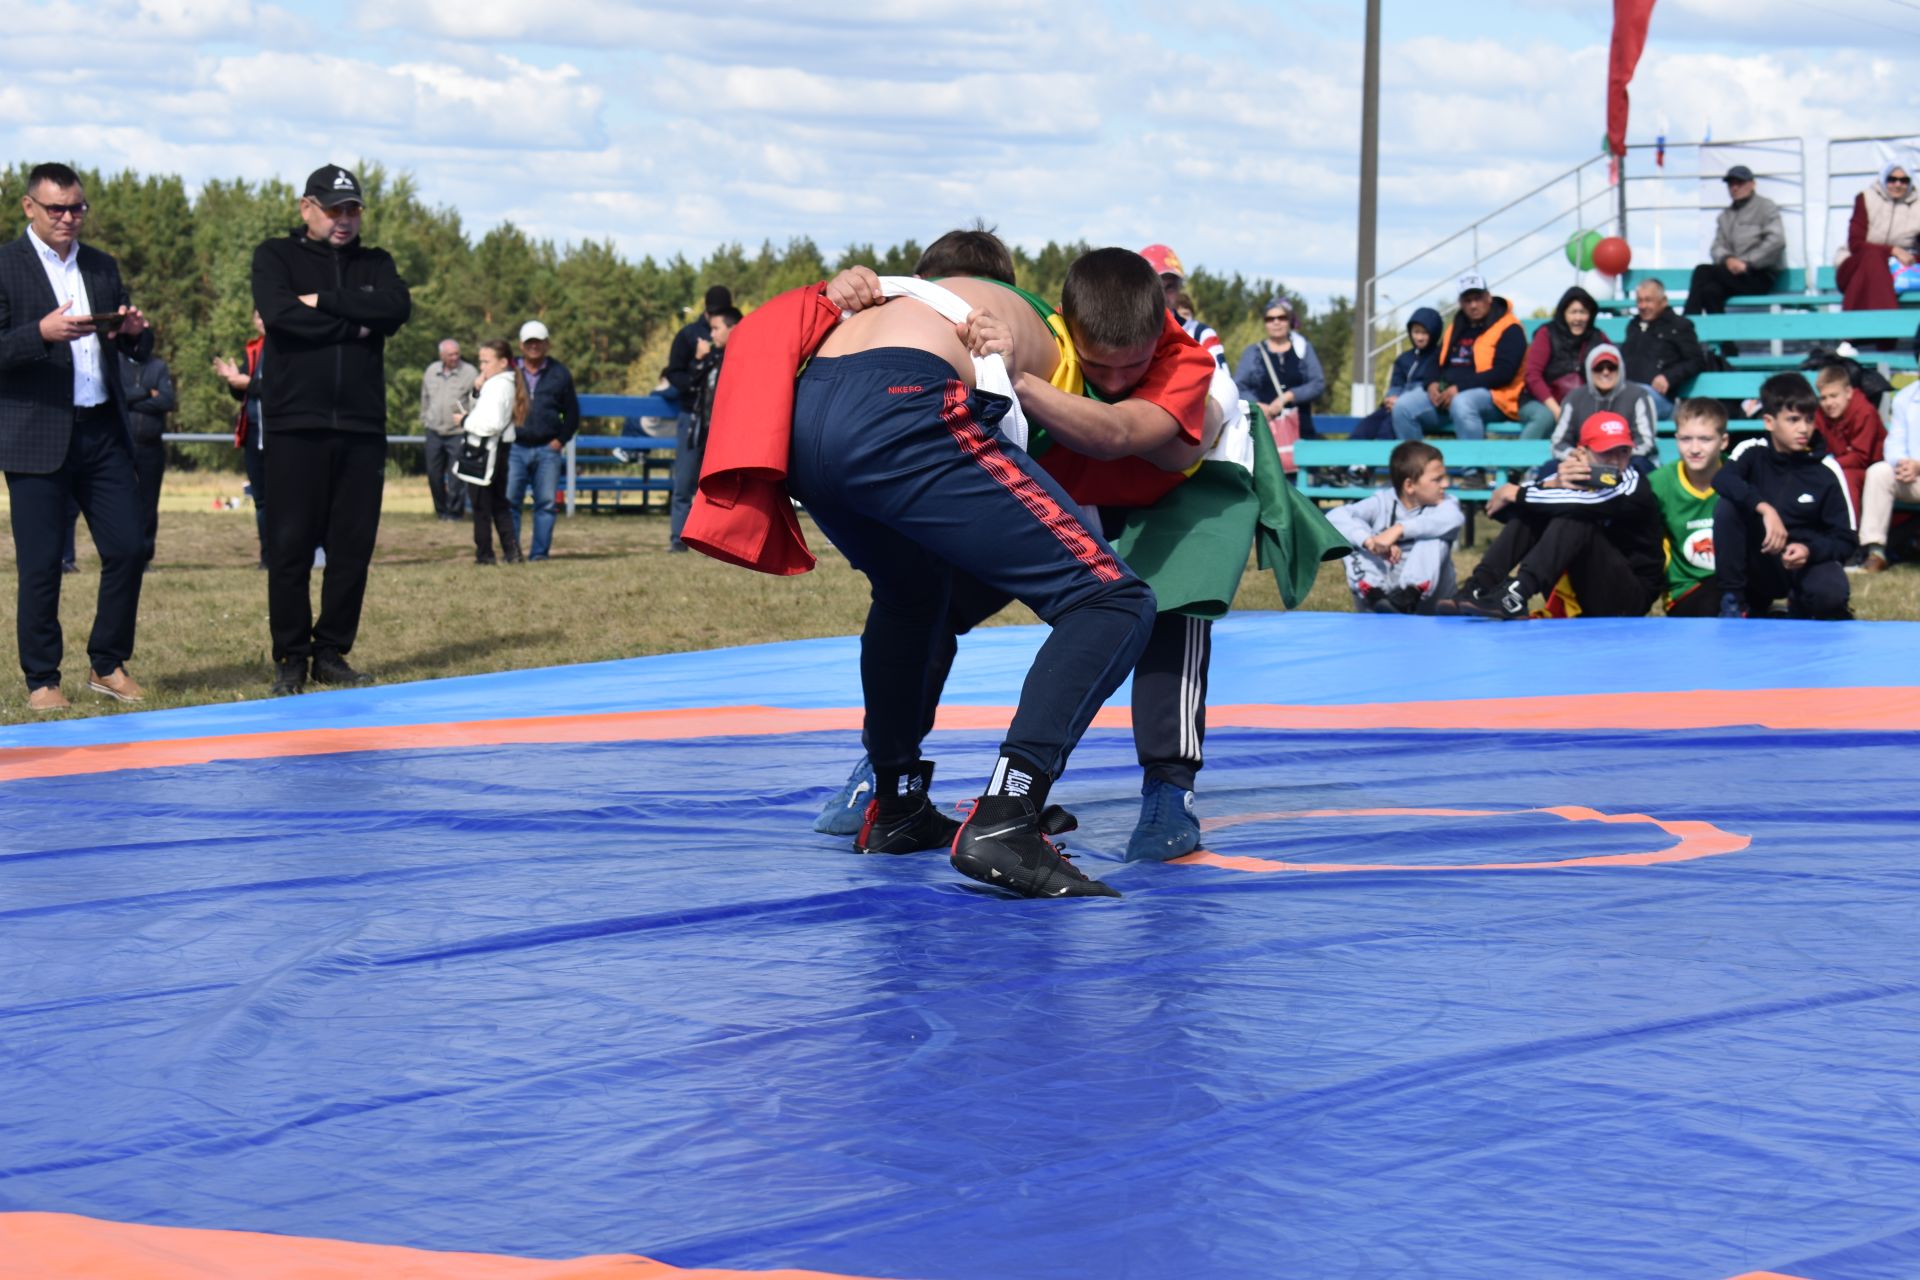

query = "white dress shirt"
[26, 226, 108, 408]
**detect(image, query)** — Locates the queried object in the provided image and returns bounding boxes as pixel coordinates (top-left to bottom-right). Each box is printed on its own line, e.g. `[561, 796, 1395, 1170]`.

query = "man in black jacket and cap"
[664, 284, 732, 551]
[250, 164, 412, 695]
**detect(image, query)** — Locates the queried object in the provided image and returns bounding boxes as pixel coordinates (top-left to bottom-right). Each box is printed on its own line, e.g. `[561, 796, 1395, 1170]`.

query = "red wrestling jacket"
[682, 282, 841, 576]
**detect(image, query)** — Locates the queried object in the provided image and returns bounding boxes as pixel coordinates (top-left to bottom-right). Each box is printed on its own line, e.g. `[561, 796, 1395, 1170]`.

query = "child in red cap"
[1441, 410, 1665, 619]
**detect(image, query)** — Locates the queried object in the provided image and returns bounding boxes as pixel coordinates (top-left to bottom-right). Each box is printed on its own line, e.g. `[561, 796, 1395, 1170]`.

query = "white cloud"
[5, 1, 1913, 316]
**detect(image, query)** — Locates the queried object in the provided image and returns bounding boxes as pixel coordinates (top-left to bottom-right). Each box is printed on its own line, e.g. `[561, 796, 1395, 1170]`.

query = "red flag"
[1607, 0, 1657, 161]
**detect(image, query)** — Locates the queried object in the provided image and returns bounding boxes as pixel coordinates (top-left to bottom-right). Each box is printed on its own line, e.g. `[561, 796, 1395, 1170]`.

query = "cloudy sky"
[7, 0, 1918, 317]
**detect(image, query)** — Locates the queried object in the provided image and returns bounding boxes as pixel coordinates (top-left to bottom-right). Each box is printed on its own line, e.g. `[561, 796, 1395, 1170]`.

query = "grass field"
[3, 471, 1915, 725]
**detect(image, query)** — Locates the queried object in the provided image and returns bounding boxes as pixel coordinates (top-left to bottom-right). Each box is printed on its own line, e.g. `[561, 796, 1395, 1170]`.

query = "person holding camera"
[1, 162, 152, 711]
[1441, 411, 1663, 620]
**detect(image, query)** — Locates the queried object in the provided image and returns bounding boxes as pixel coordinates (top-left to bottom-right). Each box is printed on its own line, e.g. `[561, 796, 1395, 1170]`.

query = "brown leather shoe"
[27, 686, 71, 712]
[88, 666, 145, 703]
[1862, 552, 1889, 574]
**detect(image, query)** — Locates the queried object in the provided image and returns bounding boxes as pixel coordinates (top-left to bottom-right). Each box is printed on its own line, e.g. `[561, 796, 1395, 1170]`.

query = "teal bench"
[1600, 265, 1916, 313]
[1521, 311, 1920, 344]
[1294, 436, 1683, 546]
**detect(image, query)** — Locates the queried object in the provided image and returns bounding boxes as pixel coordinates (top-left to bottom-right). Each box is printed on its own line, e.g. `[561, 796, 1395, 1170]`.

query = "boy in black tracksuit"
[1447, 410, 1664, 619]
[1712, 374, 1855, 619]
[250, 165, 412, 693]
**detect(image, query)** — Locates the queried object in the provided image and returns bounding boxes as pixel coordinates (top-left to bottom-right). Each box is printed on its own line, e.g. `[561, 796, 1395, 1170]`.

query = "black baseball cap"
[304, 165, 365, 208]
[1722, 164, 1755, 184]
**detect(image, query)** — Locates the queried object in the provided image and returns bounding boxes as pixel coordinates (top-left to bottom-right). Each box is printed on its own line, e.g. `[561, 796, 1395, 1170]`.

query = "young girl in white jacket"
[453, 339, 527, 564]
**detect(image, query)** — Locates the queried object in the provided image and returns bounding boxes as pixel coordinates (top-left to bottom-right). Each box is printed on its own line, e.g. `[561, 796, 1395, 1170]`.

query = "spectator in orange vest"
[1390, 272, 1526, 440]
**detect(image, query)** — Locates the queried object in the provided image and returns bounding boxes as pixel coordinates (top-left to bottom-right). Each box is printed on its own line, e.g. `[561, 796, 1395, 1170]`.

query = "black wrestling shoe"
[311, 651, 373, 686]
[950, 795, 1120, 899]
[270, 658, 307, 697]
[854, 761, 960, 854]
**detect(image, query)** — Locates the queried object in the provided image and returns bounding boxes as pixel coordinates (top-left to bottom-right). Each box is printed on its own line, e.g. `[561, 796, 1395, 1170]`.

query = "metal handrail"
[1354, 136, 1809, 412]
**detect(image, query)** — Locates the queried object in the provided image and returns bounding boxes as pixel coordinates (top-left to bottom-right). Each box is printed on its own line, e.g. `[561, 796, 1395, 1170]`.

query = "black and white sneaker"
[855, 761, 960, 854]
[950, 795, 1120, 899]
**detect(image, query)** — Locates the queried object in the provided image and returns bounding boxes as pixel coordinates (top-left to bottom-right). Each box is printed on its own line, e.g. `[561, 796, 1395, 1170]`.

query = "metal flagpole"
[1350, 0, 1382, 415]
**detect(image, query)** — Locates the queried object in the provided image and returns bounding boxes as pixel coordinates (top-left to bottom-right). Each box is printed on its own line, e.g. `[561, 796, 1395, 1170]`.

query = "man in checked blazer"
[0, 163, 150, 712]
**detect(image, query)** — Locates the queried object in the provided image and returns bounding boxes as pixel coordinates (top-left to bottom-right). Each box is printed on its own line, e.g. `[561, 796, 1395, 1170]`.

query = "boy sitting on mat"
[1326, 440, 1464, 614]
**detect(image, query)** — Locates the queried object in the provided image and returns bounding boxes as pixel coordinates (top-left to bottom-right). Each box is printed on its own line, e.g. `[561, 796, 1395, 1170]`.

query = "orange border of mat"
[2, 686, 1916, 784]
[0, 1211, 893, 1280]
[1178, 804, 1751, 873]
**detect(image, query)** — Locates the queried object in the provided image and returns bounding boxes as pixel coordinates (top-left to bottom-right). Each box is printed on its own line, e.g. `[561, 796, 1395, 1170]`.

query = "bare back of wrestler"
[816, 274, 1045, 390]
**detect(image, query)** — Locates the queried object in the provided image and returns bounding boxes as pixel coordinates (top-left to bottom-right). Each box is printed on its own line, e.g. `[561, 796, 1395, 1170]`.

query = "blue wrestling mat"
[3, 613, 1919, 1280]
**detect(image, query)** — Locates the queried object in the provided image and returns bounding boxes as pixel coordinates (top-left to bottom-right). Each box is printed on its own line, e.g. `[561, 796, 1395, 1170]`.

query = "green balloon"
[1565, 229, 1602, 271]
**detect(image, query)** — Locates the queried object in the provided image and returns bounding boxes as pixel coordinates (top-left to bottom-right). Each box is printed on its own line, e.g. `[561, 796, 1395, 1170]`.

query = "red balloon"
[1592, 236, 1632, 276]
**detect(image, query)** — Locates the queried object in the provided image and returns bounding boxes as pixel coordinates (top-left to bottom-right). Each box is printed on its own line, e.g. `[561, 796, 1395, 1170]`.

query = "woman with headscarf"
[1234, 297, 1326, 438]
[1517, 286, 1601, 439]
[1835, 160, 1920, 313]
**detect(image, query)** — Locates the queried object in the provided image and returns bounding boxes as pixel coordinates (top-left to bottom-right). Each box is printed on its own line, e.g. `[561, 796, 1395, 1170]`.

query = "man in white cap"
[508, 319, 580, 560]
[1390, 271, 1527, 441]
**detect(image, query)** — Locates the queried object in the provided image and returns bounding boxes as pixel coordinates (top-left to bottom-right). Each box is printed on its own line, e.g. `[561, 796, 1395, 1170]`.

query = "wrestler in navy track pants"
[786, 348, 1155, 782]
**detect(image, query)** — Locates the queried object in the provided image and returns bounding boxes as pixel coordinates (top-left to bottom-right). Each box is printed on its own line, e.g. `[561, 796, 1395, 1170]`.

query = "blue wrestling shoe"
[1123, 778, 1201, 863]
[814, 754, 875, 835]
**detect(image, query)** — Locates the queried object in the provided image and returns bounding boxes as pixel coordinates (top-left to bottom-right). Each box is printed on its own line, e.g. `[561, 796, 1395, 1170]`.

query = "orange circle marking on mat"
[1174, 805, 1750, 873]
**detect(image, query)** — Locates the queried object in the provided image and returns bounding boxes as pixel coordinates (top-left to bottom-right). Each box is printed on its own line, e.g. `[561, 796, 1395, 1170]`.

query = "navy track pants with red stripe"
[787, 347, 1155, 782]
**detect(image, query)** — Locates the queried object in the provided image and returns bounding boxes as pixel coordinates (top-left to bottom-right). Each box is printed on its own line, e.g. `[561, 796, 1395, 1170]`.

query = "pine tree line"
[3, 162, 1351, 472]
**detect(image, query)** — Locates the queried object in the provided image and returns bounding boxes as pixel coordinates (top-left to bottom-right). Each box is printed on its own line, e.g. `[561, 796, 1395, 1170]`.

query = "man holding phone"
[1, 162, 151, 710]
[1442, 411, 1664, 620]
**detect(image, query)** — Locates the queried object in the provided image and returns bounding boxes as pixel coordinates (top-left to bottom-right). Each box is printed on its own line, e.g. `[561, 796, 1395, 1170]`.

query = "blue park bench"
[565, 394, 680, 512]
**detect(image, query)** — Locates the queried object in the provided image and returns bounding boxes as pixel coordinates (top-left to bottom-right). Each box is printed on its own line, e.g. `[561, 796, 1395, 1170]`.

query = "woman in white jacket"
[453, 339, 527, 564]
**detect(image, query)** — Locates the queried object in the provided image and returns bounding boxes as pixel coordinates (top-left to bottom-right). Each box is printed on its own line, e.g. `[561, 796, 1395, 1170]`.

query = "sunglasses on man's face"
[29, 197, 89, 220]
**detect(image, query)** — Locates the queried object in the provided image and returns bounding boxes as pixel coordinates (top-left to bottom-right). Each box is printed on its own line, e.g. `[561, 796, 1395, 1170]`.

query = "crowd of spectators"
[9, 153, 1918, 717]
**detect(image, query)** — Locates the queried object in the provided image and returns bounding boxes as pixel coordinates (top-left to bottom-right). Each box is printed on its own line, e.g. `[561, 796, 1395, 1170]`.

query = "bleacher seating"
[1597, 265, 1920, 315]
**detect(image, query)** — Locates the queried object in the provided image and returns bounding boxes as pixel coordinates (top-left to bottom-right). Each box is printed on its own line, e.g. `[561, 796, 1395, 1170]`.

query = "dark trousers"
[1468, 512, 1656, 616]
[264, 429, 386, 662]
[133, 440, 165, 563]
[5, 408, 146, 690]
[1131, 611, 1212, 790]
[668, 413, 699, 545]
[1712, 503, 1851, 618]
[933, 578, 1212, 792]
[1666, 579, 1725, 617]
[788, 350, 1154, 781]
[468, 448, 518, 562]
[1684, 262, 1776, 316]
[424, 431, 466, 518]
[243, 438, 268, 563]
